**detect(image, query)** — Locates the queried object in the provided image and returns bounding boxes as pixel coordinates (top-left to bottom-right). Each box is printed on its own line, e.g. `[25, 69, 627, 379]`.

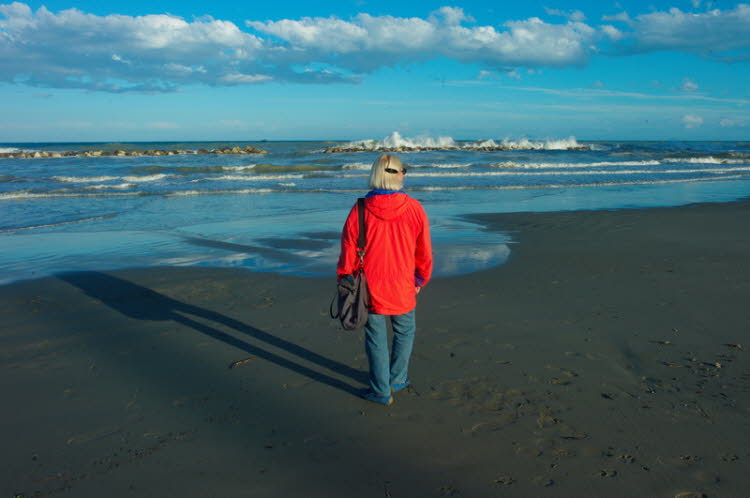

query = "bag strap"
[356, 197, 366, 266]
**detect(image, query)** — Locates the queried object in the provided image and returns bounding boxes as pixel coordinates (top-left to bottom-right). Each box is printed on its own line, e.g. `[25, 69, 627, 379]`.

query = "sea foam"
[662, 157, 750, 165]
[338, 132, 584, 151]
[346, 131, 458, 150]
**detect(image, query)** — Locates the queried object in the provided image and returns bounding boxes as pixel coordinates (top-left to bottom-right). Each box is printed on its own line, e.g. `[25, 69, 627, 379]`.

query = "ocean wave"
[166, 188, 276, 196]
[404, 166, 750, 178]
[117, 173, 170, 183]
[0, 213, 118, 232]
[341, 162, 372, 170]
[190, 174, 307, 182]
[0, 187, 281, 200]
[132, 164, 339, 174]
[429, 163, 473, 169]
[3, 170, 748, 202]
[493, 137, 582, 150]
[410, 174, 749, 191]
[252, 163, 339, 173]
[215, 164, 259, 172]
[345, 132, 458, 150]
[53, 175, 119, 183]
[328, 132, 587, 152]
[0, 147, 21, 153]
[662, 157, 750, 165]
[83, 183, 135, 190]
[0, 190, 146, 200]
[130, 165, 258, 174]
[489, 160, 662, 169]
[52, 174, 169, 183]
[0, 174, 26, 183]
[345, 160, 472, 170]
[0, 145, 268, 159]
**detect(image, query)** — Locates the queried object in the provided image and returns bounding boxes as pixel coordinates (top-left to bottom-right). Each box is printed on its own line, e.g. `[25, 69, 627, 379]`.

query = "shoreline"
[2, 199, 749, 497]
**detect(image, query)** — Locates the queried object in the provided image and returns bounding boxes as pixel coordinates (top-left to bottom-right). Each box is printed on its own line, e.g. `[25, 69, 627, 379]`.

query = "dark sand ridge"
[1, 200, 749, 497]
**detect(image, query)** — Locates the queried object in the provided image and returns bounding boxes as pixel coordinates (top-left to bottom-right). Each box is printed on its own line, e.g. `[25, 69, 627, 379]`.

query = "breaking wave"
[489, 160, 661, 169]
[341, 162, 372, 170]
[346, 132, 457, 150]
[83, 183, 135, 190]
[662, 157, 750, 165]
[52, 174, 169, 183]
[335, 132, 585, 151]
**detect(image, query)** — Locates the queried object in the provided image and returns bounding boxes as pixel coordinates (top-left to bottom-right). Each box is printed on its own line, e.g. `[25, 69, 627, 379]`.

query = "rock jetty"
[0, 145, 267, 159]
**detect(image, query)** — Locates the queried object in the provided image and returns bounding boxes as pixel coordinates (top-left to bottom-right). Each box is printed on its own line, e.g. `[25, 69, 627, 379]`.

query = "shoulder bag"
[330, 198, 370, 330]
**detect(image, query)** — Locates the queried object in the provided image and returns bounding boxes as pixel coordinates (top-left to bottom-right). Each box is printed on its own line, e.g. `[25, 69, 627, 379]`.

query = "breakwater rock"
[0, 146, 267, 159]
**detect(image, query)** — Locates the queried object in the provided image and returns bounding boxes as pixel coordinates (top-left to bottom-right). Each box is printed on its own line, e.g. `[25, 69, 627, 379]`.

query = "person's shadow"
[58, 271, 365, 396]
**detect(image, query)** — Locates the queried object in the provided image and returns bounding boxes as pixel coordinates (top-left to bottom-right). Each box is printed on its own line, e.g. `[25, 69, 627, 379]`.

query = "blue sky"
[1, 0, 748, 141]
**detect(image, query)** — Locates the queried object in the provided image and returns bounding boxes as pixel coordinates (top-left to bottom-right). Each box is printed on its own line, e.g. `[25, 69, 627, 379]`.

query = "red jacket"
[337, 192, 433, 315]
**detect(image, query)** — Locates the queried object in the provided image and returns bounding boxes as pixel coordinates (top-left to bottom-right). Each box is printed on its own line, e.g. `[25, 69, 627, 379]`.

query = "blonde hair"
[368, 153, 404, 191]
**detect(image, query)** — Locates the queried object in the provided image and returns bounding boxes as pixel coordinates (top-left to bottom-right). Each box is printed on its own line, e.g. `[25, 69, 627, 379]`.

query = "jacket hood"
[365, 192, 411, 220]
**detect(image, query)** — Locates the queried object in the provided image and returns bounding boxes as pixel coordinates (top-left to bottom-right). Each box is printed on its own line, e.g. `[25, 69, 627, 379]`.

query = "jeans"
[364, 309, 416, 397]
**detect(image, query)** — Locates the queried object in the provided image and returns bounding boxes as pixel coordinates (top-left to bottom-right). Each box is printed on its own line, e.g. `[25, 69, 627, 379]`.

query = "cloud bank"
[610, 4, 750, 61]
[1, 2, 748, 92]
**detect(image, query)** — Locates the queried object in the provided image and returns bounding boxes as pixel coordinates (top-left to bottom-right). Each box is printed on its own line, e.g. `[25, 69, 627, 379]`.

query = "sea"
[2, 133, 750, 285]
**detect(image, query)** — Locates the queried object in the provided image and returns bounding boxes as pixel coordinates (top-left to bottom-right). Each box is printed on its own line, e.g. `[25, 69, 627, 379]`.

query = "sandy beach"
[2, 199, 749, 498]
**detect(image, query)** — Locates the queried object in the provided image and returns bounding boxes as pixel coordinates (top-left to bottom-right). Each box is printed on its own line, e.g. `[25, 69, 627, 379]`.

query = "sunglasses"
[385, 167, 407, 175]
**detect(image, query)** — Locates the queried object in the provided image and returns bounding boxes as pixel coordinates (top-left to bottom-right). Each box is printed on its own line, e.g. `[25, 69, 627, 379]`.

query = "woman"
[337, 153, 433, 406]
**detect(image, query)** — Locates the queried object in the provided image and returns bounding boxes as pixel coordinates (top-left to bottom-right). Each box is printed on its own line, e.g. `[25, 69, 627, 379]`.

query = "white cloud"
[601, 25, 623, 41]
[682, 114, 703, 128]
[219, 73, 273, 84]
[0, 2, 271, 92]
[430, 6, 475, 25]
[720, 118, 747, 127]
[610, 4, 750, 61]
[506, 69, 521, 79]
[681, 78, 699, 92]
[544, 8, 586, 22]
[602, 12, 631, 23]
[248, 10, 600, 71]
[501, 85, 750, 105]
[477, 70, 497, 79]
[0, 3, 605, 92]
[1, 2, 749, 94]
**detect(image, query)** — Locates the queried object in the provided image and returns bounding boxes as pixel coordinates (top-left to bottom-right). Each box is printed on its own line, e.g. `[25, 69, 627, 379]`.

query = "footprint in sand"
[493, 476, 515, 486]
[468, 421, 505, 434]
[532, 476, 554, 487]
[668, 454, 703, 468]
[597, 469, 618, 478]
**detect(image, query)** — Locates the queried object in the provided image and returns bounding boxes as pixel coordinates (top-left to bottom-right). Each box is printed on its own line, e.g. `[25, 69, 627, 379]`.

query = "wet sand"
[2, 200, 749, 497]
